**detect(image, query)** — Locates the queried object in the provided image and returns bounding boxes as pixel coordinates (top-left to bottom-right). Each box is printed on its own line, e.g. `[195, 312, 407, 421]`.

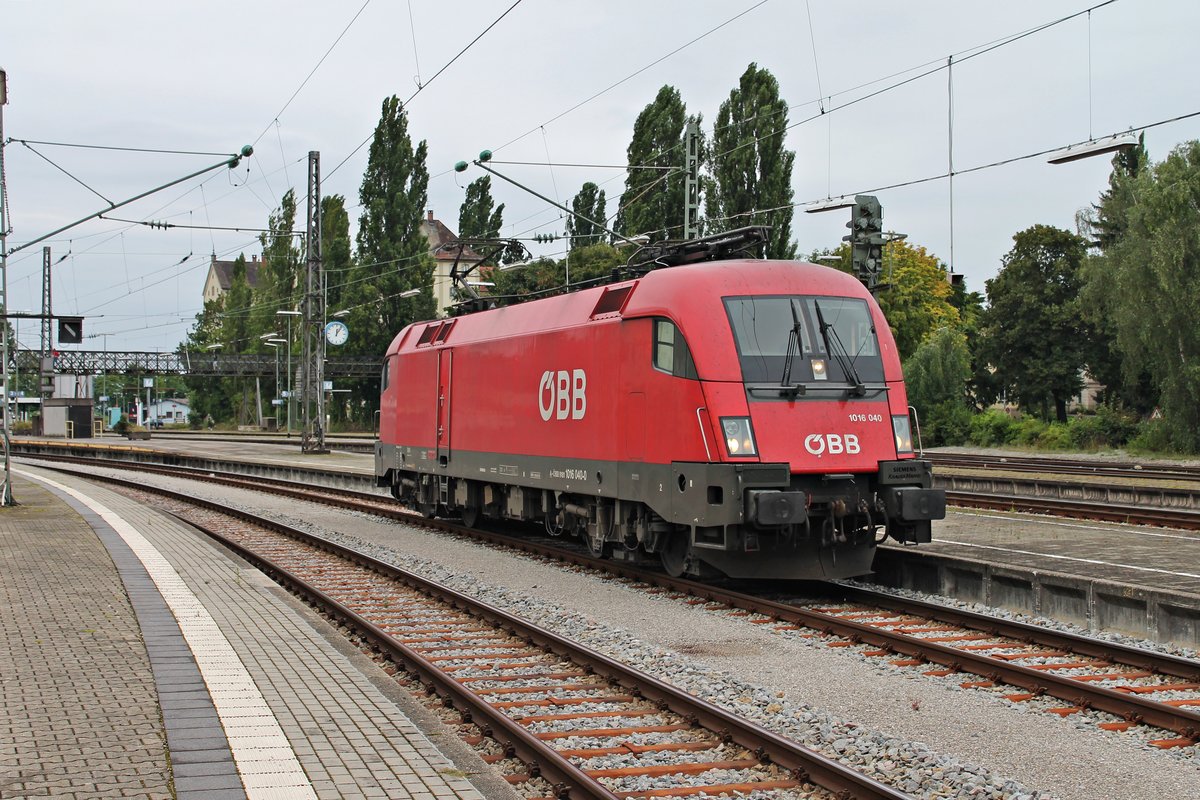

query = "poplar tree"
[706, 63, 796, 259]
[566, 182, 607, 249]
[458, 176, 505, 242]
[320, 193, 353, 322]
[346, 95, 433, 358]
[617, 85, 699, 241]
[254, 189, 300, 340]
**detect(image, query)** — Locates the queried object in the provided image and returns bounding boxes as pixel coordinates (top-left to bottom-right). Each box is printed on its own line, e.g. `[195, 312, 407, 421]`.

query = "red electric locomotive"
[375, 230, 944, 580]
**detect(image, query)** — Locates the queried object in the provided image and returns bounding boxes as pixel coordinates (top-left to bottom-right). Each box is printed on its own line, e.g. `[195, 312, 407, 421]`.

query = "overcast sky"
[2, 0, 1197, 352]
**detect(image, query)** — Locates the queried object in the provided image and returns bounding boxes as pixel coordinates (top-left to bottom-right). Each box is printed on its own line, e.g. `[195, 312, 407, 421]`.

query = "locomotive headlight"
[892, 414, 914, 454]
[721, 417, 758, 457]
[811, 358, 827, 380]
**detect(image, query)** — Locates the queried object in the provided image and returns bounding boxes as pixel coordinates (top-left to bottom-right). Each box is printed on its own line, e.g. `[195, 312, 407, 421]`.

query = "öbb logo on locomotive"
[804, 433, 862, 456]
[538, 369, 587, 421]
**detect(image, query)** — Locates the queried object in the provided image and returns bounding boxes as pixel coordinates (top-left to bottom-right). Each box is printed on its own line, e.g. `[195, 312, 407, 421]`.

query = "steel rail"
[834, 583, 1200, 681]
[944, 490, 1200, 530]
[930, 453, 1200, 483]
[32, 462, 911, 800]
[22, 454, 1200, 740]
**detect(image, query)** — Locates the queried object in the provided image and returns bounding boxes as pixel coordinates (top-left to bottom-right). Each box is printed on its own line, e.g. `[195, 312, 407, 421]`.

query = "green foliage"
[706, 63, 796, 259]
[903, 327, 970, 415]
[876, 241, 960, 360]
[618, 85, 698, 240]
[253, 190, 301, 336]
[980, 225, 1089, 422]
[565, 242, 623, 284]
[968, 409, 1017, 448]
[903, 327, 971, 446]
[1089, 140, 1200, 452]
[491, 257, 565, 303]
[1078, 136, 1156, 414]
[458, 176, 505, 244]
[1034, 422, 1072, 450]
[566, 183, 607, 248]
[322, 194, 353, 317]
[964, 405, 1138, 451]
[346, 95, 434, 362]
[920, 401, 973, 447]
[1127, 418, 1176, 454]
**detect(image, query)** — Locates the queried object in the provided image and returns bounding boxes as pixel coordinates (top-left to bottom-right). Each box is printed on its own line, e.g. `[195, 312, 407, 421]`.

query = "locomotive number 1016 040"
[847, 413, 884, 423]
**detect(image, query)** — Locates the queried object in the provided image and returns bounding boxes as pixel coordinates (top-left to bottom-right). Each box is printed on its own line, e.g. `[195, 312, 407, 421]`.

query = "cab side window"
[653, 319, 698, 379]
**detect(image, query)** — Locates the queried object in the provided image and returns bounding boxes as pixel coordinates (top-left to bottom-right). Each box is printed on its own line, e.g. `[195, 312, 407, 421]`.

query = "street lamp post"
[276, 310, 301, 436]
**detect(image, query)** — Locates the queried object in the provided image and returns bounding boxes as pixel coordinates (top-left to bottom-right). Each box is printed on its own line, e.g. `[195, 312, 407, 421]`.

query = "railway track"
[68, 467, 906, 800]
[942, 489, 1200, 530]
[930, 452, 1200, 484]
[23, 454, 1200, 755]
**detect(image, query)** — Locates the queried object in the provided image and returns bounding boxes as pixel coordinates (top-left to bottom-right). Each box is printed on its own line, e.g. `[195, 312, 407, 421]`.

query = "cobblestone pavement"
[0, 475, 172, 800]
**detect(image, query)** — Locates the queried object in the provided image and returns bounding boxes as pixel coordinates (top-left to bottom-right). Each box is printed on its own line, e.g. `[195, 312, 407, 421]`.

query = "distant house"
[423, 210, 484, 316]
[202, 254, 263, 303]
[199, 216, 487, 316]
[148, 397, 190, 427]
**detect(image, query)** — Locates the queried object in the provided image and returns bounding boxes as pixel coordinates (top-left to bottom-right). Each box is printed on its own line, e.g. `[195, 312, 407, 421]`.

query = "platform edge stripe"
[15, 469, 318, 800]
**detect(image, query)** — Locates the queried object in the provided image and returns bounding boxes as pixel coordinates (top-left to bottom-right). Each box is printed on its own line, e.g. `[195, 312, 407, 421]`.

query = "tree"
[253, 190, 301, 338]
[1099, 140, 1200, 451]
[345, 95, 433, 362]
[321, 194, 353, 319]
[179, 296, 231, 424]
[565, 242, 623, 286]
[566, 182, 607, 249]
[706, 63, 796, 259]
[903, 327, 972, 446]
[491, 257, 564, 304]
[980, 225, 1089, 422]
[458, 176, 505, 243]
[1084, 133, 1149, 251]
[1078, 137, 1156, 413]
[617, 85, 700, 241]
[219, 254, 256, 424]
[874, 240, 960, 361]
[816, 240, 959, 361]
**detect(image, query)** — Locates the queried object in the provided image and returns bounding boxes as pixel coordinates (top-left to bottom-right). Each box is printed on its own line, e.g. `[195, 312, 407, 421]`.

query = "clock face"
[325, 320, 349, 346]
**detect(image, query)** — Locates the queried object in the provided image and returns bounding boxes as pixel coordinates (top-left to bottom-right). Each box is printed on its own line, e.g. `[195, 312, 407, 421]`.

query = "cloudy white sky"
[2, 0, 1197, 352]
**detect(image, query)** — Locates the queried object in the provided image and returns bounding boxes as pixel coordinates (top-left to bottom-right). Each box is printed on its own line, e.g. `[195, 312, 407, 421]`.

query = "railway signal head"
[843, 195, 884, 289]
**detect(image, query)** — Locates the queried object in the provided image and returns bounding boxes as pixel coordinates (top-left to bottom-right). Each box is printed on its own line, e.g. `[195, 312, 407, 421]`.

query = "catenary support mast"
[300, 151, 326, 454]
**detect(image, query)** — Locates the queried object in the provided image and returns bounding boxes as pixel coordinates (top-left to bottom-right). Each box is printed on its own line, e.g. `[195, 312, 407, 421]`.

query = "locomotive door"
[436, 349, 452, 466]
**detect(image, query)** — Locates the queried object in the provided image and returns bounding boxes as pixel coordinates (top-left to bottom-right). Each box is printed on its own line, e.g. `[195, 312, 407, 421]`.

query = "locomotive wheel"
[461, 505, 480, 529]
[419, 501, 437, 519]
[658, 532, 690, 578]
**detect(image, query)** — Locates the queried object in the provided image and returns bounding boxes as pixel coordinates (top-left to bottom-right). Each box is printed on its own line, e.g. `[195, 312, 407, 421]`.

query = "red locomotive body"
[376, 257, 944, 580]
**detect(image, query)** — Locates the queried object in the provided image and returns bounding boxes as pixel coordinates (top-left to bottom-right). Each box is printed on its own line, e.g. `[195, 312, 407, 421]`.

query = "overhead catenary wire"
[326, 0, 527, 182]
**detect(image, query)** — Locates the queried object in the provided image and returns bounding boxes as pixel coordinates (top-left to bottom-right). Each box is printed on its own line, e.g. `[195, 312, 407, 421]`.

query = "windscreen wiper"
[778, 299, 805, 397]
[814, 300, 866, 397]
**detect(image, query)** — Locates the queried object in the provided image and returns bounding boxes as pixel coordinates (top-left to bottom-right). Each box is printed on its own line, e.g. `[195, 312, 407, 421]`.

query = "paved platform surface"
[1, 466, 506, 800]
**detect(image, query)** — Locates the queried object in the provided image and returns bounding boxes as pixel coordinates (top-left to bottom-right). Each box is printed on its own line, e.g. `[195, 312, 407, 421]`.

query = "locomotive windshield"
[724, 296, 884, 385]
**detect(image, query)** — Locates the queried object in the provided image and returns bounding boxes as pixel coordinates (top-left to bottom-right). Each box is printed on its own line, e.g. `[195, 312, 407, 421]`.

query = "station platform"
[0, 465, 512, 800]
